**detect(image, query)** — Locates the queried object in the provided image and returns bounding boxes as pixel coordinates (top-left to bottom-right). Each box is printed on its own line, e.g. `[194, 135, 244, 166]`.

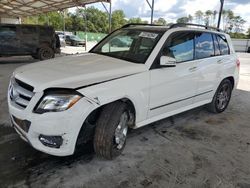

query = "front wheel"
[207, 79, 232, 113]
[94, 102, 129, 160]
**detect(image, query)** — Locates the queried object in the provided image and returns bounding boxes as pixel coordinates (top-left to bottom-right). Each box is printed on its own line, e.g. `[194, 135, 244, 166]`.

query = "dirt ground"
[0, 54, 250, 188]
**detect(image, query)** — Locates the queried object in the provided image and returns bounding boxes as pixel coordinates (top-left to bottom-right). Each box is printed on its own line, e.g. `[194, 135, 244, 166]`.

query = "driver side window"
[163, 32, 195, 63]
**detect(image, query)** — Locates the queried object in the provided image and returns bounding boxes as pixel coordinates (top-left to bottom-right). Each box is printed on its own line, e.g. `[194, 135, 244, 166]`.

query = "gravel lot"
[0, 53, 250, 188]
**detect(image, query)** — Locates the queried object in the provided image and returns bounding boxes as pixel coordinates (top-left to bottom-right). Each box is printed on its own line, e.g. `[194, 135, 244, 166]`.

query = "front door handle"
[189, 66, 197, 72]
[217, 59, 223, 64]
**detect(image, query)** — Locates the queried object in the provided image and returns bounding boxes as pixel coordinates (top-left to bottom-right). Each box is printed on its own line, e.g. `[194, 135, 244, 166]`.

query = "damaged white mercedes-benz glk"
[8, 23, 239, 159]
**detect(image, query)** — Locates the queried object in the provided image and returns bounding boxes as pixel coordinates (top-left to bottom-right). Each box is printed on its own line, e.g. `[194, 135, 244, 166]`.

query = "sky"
[87, 0, 250, 31]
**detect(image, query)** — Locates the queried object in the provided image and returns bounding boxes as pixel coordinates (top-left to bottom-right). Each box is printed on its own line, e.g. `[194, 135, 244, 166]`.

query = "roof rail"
[169, 23, 222, 32]
[122, 23, 162, 28]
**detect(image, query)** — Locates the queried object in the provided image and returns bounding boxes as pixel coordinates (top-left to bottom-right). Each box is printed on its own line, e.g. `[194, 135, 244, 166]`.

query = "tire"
[94, 101, 130, 160]
[71, 41, 77, 46]
[207, 79, 232, 113]
[38, 47, 55, 60]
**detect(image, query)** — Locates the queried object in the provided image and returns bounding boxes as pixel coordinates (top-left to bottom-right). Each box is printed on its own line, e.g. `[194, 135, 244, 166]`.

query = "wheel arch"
[224, 76, 235, 89]
[86, 97, 137, 128]
[74, 97, 137, 152]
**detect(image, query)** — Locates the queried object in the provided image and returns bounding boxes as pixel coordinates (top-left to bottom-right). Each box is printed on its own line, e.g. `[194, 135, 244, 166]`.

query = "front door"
[148, 31, 199, 118]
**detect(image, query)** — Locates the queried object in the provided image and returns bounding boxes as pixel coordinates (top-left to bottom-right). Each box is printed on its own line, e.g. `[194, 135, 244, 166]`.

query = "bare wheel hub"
[114, 112, 129, 150]
[216, 84, 230, 110]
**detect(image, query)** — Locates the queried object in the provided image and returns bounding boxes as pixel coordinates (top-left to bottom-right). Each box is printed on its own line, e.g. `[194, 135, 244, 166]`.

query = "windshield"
[70, 35, 81, 40]
[90, 29, 163, 64]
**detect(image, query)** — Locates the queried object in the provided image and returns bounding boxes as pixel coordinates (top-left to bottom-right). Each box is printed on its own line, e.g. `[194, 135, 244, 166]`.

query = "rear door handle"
[189, 66, 197, 72]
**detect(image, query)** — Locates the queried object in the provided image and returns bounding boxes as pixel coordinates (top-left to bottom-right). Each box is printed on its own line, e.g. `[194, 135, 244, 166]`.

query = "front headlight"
[34, 92, 82, 114]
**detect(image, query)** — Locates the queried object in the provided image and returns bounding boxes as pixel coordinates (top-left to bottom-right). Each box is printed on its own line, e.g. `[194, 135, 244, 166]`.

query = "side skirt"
[134, 99, 212, 129]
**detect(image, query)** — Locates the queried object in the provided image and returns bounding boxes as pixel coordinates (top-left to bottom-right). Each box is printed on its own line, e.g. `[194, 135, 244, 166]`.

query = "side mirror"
[160, 56, 177, 67]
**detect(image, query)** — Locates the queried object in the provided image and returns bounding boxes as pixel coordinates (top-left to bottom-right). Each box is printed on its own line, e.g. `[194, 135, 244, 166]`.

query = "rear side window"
[217, 34, 230, 55]
[0, 26, 16, 38]
[212, 34, 221, 56]
[164, 32, 195, 63]
[195, 32, 214, 59]
[21, 26, 36, 35]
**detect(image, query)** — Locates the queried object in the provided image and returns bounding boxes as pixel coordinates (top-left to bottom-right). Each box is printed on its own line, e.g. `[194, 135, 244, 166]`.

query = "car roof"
[125, 26, 169, 32]
[122, 23, 225, 35]
[0, 23, 54, 30]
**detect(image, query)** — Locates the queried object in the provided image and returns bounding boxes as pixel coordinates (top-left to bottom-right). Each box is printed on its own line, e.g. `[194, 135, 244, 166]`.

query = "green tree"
[111, 10, 127, 30]
[231, 16, 246, 33]
[188, 14, 193, 23]
[212, 10, 217, 26]
[176, 17, 190, 23]
[222, 9, 234, 31]
[154, 17, 167, 25]
[128, 17, 148, 24]
[23, 12, 65, 30]
[195, 10, 203, 24]
[205, 10, 213, 26]
[247, 28, 250, 39]
[79, 7, 109, 33]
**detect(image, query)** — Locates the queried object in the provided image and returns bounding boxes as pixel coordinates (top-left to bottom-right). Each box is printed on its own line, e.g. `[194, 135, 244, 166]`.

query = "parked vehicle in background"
[8, 23, 239, 159]
[0, 24, 60, 60]
[65, 35, 85, 46]
[58, 35, 66, 47]
[231, 38, 250, 53]
[110, 37, 130, 47]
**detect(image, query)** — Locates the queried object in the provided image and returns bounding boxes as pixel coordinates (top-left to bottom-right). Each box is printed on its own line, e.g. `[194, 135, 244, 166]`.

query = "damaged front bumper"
[8, 91, 97, 156]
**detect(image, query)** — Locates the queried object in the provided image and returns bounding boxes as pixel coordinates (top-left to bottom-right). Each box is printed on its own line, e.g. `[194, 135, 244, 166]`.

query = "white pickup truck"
[8, 23, 239, 159]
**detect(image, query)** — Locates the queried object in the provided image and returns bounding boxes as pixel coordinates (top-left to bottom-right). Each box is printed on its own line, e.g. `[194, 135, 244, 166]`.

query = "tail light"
[236, 59, 240, 69]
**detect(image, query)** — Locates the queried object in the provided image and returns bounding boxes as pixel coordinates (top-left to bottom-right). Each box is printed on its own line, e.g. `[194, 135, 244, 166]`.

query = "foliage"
[176, 9, 248, 38]
[177, 17, 190, 24]
[247, 28, 250, 39]
[22, 7, 248, 39]
[153, 18, 167, 25]
[229, 32, 248, 39]
[128, 17, 148, 24]
[111, 10, 127, 31]
[23, 12, 64, 30]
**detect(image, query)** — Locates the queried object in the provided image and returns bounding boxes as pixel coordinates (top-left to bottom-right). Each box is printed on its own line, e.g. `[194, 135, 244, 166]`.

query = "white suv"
[8, 23, 240, 159]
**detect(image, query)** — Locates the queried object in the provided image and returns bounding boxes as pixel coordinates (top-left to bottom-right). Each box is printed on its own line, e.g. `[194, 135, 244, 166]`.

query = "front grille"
[9, 78, 35, 109]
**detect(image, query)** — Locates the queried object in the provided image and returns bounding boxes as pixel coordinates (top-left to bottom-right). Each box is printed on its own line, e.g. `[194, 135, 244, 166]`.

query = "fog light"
[39, 135, 63, 148]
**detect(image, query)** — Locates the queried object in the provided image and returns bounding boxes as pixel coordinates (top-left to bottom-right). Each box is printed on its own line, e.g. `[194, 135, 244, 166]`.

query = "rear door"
[193, 32, 218, 103]
[0, 25, 19, 55]
[19, 26, 38, 54]
[148, 31, 199, 118]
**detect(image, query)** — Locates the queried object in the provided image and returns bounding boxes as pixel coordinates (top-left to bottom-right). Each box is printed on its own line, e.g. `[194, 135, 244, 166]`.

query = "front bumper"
[8, 90, 97, 156]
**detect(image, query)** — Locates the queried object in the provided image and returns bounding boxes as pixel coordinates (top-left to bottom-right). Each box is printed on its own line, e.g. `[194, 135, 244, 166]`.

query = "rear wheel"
[94, 102, 129, 160]
[38, 47, 55, 60]
[207, 79, 232, 113]
[71, 41, 77, 46]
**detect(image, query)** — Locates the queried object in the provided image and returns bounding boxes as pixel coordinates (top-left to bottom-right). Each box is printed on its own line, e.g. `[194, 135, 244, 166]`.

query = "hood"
[14, 53, 147, 92]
